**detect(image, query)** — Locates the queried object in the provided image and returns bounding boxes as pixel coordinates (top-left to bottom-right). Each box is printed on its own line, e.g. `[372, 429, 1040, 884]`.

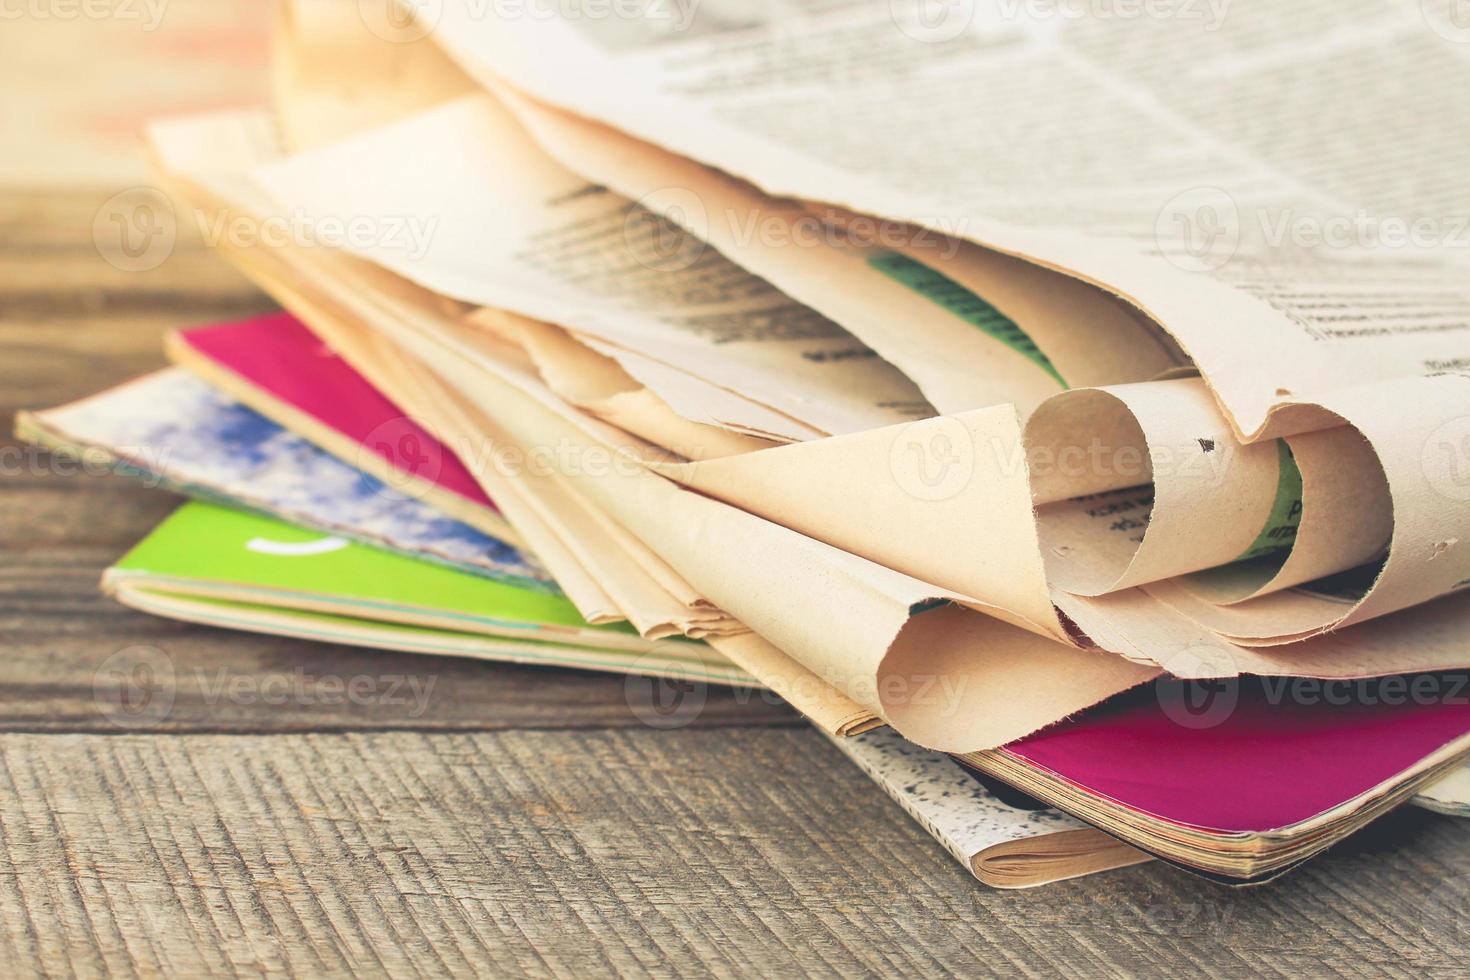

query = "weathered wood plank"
[0, 728, 1464, 978]
[0, 188, 278, 417]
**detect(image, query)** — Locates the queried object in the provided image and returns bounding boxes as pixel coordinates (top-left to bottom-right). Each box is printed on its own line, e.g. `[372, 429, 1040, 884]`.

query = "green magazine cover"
[105, 501, 745, 682]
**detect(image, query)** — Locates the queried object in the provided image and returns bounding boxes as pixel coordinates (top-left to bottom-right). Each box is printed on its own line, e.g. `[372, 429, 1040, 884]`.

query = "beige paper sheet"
[1057, 587, 1470, 680]
[488, 81, 1065, 418]
[251, 93, 933, 437]
[148, 109, 743, 637]
[805, 202, 1189, 393]
[1027, 379, 1283, 596]
[1178, 425, 1392, 605]
[464, 308, 773, 461]
[160, 5, 1470, 742]
[314, 249, 1157, 747]
[271, 0, 475, 152]
[270, 5, 822, 456]
[425, 2, 1470, 444]
[1148, 374, 1470, 644]
[654, 407, 1066, 641]
[231, 200, 1155, 747]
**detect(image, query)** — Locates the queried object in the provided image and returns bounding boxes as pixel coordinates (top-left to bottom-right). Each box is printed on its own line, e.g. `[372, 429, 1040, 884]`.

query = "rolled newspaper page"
[1177, 424, 1391, 605]
[1150, 373, 1470, 645]
[1026, 377, 1285, 596]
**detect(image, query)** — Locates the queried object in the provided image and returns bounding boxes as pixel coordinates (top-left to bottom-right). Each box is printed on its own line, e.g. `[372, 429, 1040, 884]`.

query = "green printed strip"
[1236, 441, 1304, 561]
[867, 252, 1067, 387]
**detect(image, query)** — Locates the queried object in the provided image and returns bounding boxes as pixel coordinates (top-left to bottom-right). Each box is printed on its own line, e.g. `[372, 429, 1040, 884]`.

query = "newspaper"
[272, 3, 1470, 650]
[428, 0, 1470, 437]
[823, 725, 1150, 887]
[489, 81, 1191, 414]
[252, 92, 934, 439]
[136, 3, 1470, 753]
[418, 0, 1470, 646]
[148, 110, 707, 633]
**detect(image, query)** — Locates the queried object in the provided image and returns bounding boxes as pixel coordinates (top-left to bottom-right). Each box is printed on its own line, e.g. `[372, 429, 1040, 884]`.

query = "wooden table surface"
[5, 15, 1470, 975]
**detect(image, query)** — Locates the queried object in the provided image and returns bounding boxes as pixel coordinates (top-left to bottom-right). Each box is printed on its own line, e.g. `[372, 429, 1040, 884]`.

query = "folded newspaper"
[28, 0, 1470, 884]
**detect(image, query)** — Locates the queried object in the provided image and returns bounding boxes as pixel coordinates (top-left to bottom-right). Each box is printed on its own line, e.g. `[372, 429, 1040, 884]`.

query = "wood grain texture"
[0, 729, 1466, 978]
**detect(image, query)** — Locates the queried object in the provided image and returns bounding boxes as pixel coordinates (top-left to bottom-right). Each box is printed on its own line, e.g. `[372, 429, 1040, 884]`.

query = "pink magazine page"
[176, 312, 494, 509]
[1004, 674, 1470, 833]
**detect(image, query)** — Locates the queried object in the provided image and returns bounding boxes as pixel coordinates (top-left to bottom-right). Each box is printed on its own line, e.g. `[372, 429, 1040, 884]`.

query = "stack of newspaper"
[25, 0, 1470, 885]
